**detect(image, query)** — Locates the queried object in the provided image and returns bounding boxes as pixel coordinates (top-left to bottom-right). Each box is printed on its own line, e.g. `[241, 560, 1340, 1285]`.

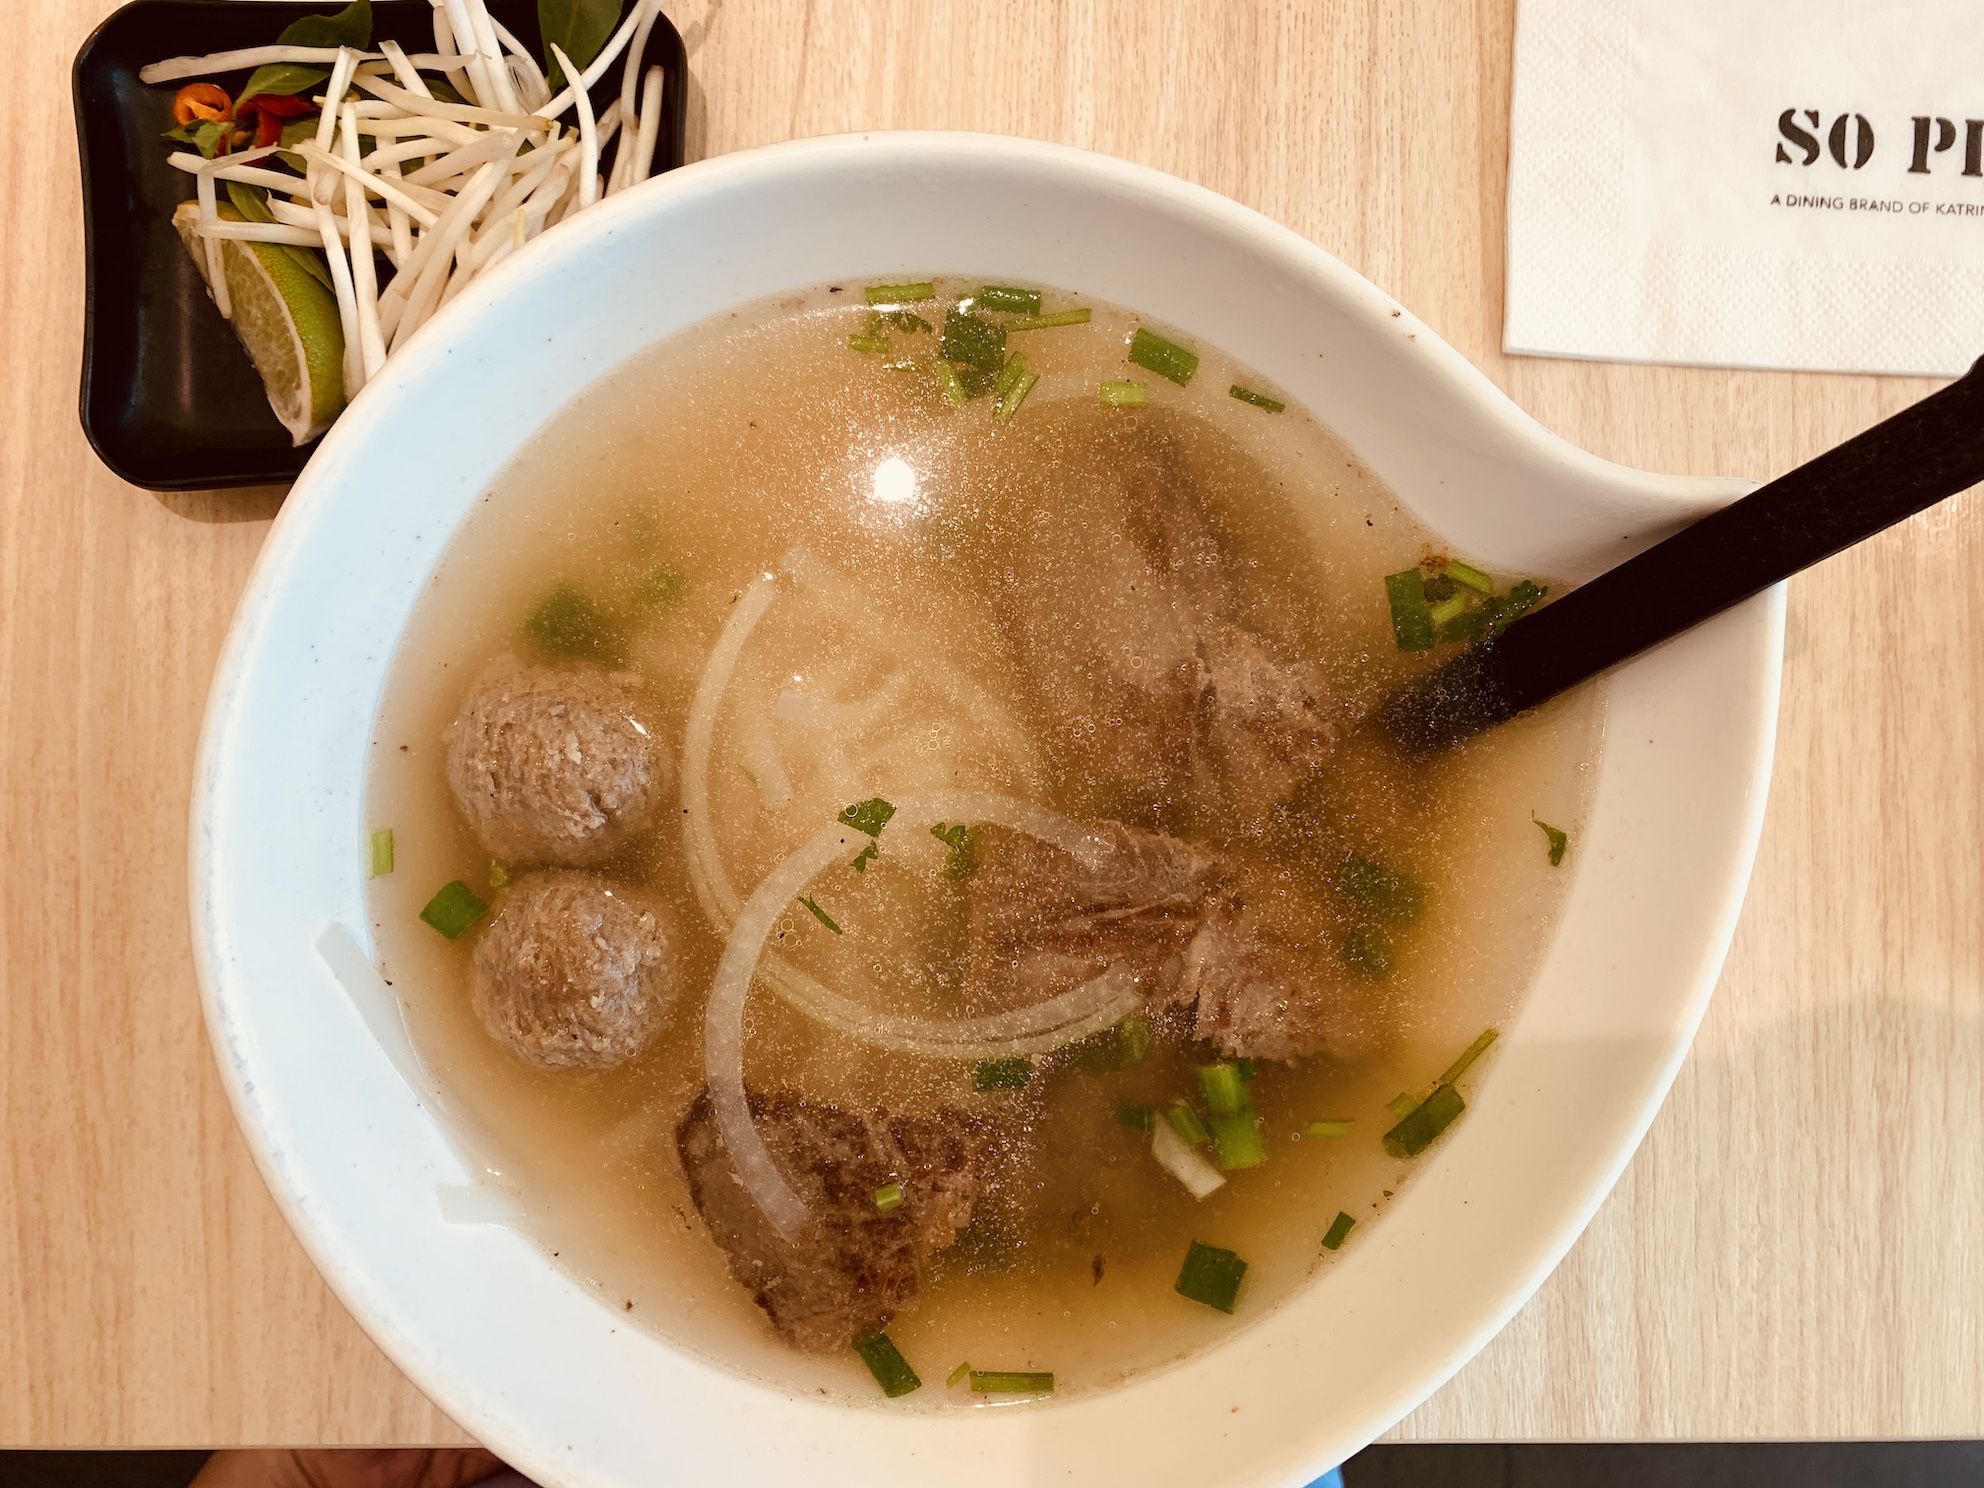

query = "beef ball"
[445, 657, 667, 867]
[471, 870, 676, 1070]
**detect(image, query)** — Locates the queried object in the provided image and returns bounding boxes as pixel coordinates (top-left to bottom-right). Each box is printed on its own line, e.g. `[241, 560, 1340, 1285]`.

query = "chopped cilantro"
[940, 309, 1007, 372]
[864, 282, 935, 304]
[798, 896, 842, 934]
[525, 585, 623, 662]
[931, 822, 977, 880]
[1535, 817, 1569, 866]
[1229, 384, 1285, 412]
[839, 797, 897, 836]
[1337, 855, 1425, 925]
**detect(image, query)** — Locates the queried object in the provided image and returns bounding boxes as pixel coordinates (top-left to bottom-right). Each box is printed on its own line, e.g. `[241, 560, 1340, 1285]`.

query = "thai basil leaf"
[277, 0, 372, 49]
[540, 0, 623, 89]
[238, 63, 331, 105]
[163, 120, 229, 159]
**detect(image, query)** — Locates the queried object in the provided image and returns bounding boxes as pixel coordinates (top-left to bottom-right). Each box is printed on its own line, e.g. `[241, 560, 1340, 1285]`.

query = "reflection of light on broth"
[362, 279, 1603, 1407]
[870, 454, 918, 506]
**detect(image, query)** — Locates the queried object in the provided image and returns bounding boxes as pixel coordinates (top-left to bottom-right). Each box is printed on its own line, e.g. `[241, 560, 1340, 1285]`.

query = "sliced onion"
[679, 559, 1138, 1057]
[707, 793, 1146, 1237]
[1152, 1115, 1226, 1200]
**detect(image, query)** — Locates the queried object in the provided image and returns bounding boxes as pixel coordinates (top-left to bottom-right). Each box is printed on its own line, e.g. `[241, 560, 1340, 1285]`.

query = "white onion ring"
[680, 559, 1142, 1057]
[706, 792, 1139, 1240]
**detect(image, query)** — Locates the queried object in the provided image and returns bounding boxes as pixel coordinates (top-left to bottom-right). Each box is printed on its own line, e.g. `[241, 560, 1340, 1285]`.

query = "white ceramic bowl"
[190, 132, 1780, 1488]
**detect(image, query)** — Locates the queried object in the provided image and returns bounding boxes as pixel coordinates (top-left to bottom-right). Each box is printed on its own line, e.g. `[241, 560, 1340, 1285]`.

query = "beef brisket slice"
[965, 820, 1220, 1008]
[675, 1087, 998, 1352]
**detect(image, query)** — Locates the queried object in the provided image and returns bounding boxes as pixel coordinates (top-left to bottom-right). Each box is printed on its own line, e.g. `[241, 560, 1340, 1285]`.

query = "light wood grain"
[4, 0, 1978, 1448]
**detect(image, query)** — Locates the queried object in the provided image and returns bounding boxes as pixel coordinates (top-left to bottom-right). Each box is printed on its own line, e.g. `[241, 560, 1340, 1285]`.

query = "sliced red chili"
[171, 81, 233, 125]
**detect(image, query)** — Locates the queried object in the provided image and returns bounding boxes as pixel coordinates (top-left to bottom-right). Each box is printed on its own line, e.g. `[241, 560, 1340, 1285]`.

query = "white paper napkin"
[1505, 0, 1984, 377]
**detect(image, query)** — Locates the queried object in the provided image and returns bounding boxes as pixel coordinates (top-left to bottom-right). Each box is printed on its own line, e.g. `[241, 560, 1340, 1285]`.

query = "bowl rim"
[190, 129, 1782, 1488]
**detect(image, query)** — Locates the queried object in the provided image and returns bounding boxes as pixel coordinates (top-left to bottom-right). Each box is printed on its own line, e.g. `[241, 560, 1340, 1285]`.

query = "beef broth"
[363, 280, 1603, 1404]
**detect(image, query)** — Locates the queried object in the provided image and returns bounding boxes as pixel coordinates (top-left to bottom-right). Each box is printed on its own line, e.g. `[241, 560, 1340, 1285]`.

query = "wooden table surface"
[6, 0, 1980, 1450]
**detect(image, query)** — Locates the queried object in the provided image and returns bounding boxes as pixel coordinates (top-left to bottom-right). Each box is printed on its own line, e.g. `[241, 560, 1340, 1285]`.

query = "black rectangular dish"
[74, 0, 687, 491]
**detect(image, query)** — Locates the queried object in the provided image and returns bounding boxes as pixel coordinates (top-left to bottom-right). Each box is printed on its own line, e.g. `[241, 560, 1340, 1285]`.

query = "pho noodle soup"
[363, 280, 1600, 1404]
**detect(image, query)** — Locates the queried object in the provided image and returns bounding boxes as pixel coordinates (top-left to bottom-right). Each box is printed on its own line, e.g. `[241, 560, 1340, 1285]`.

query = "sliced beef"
[675, 1087, 1001, 1353]
[964, 820, 1221, 1010]
[990, 412, 1342, 835]
[1176, 904, 1381, 1064]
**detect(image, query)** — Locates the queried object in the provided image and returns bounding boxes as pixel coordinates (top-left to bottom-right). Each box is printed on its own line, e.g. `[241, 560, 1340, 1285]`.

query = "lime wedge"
[174, 201, 346, 445]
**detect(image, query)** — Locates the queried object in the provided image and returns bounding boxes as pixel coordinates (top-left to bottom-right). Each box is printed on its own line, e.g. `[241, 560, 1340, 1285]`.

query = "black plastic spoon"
[1380, 358, 1984, 754]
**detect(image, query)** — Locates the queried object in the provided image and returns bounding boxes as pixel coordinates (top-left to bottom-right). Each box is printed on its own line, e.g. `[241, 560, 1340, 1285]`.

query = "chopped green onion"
[369, 829, 394, 877]
[932, 359, 971, 407]
[1237, 1057, 1257, 1083]
[1305, 1119, 1354, 1137]
[1197, 1063, 1249, 1117]
[1384, 568, 1434, 652]
[1174, 1240, 1248, 1313]
[946, 1360, 972, 1388]
[798, 896, 843, 934]
[487, 861, 510, 889]
[978, 285, 1041, 314]
[1337, 855, 1425, 925]
[1209, 1110, 1267, 1170]
[848, 332, 891, 354]
[1005, 308, 1093, 331]
[1426, 593, 1469, 629]
[940, 309, 1007, 372]
[1446, 559, 1495, 594]
[1382, 1082, 1465, 1158]
[839, 797, 897, 836]
[1482, 579, 1548, 641]
[1100, 380, 1148, 408]
[851, 841, 878, 873]
[1321, 1211, 1357, 1251]
[994, 352, 1029, 400]
[865, 282, 935, 304]
[1116, 1102, 1156, 1132]
[1167, 1101, 1211, 1146]
[851, 1331, 922, 1397]
[1127, 327, 1200, 386]
[969, 1370, 1054, 1394]
[874, 1181, 905, 1212]
[419, 881, 488, 940]
[1433, 604, 1487, 646]
[1342, 924, 1395, 979]
[1438, 1028, 1500, 1086]
[526, 585, 623, 662]
[1536, 818, 1569, 866]
[1229, 384, 1285, 412]
[1118, 1012, 1151, 1066]
[975, 1055, 1032, 1091]
[1385, 1092, 1420, 1118]
[930, 822, 977, 879]
[993, 371, 1039, 422]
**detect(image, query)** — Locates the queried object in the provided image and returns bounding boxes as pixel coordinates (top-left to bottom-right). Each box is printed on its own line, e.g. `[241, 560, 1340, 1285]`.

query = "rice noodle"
[707, 793, 1147, 1240]
[679, 555, 1141, 1060]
